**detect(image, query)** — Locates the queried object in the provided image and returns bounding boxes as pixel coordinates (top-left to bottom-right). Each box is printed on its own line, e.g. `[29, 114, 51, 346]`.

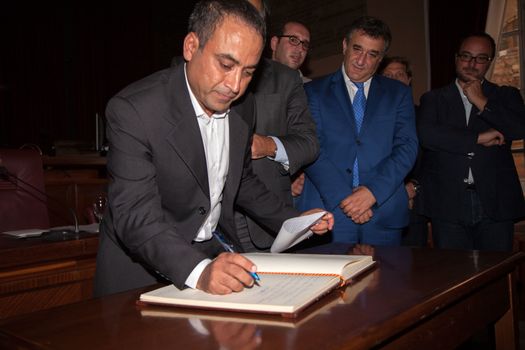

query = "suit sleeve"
[236, 126, 300, 232]
[105, 96, 210, 289]
[277, 72, 320, 175]
[362, 86, 418, 206]
[477, 85, 525, 140]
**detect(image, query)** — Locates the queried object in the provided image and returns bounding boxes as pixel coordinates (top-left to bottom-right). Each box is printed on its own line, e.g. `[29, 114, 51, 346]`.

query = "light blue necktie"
[352, 81, 365, 187]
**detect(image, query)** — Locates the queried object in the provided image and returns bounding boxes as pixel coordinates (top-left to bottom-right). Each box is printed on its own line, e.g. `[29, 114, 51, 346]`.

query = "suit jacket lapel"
[164, 64, 210, 198]
[360, 76, 383, 135]
[331, 71, 358, 136]
[443, 83, 472, 128]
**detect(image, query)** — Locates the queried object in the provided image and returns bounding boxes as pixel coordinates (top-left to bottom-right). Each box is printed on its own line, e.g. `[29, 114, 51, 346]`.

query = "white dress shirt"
[455, 79, 474, 184]
[342, 65, 372, 101]
[184, 64, 230, 288]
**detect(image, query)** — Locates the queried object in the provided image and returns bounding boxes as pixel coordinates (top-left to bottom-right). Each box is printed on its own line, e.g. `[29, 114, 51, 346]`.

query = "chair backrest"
[0, 149, 50, 231]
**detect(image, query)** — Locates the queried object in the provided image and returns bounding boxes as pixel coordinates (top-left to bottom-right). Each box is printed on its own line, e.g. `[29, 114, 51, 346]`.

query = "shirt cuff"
[184, 258, 212, 289]
[268, 136, 289, 169]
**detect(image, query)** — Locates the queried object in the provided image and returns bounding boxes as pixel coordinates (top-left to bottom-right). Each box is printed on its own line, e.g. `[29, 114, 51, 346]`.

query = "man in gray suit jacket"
[94, 0, 332, 297]
[235, 0, 319, 251]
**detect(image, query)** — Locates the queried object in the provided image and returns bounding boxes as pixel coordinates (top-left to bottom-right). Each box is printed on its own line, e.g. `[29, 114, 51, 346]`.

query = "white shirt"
[455, 79, 474, 184]
[342, 65, 372, 101]
[193, 101, 229, 242]
[184, 64, 230, 288]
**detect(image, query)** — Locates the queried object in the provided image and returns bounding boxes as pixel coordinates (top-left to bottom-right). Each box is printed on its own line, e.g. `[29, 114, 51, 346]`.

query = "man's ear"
[342, 38, 348, 55]
[270, 36, 279, 53]
[183, 32, 200, 61]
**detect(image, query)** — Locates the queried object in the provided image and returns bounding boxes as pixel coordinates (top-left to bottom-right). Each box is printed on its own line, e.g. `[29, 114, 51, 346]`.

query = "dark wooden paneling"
[0, 234, 99, 319]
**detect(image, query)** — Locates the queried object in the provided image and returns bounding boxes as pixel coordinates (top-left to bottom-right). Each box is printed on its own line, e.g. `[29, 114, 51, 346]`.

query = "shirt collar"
[341, 64, 372, 90]
[455, 79, 468, 100]
[455, 78, 485, 100]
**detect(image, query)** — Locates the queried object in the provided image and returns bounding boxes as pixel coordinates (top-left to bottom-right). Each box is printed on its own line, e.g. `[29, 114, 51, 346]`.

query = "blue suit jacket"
[296, 70, 418, 243]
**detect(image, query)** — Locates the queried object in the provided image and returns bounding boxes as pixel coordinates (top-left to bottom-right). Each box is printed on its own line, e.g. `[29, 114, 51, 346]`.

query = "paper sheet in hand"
[270, 211, 327, 253]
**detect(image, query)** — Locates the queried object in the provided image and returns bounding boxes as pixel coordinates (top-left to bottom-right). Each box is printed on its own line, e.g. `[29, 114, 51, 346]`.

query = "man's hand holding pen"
[197, 253, 259, 295]
[197, 209, 334, 295]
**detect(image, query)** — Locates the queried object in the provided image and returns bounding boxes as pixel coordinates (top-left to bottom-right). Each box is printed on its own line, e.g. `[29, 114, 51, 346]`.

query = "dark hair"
[459, 32, 496, 58]
[378, 56, 412, 79]
[188, 0, 266, 48]
[345, 16, 392, 52]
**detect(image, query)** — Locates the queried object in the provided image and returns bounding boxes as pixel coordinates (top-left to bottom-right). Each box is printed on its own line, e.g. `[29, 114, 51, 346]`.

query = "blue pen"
[212, 231, 261, 283]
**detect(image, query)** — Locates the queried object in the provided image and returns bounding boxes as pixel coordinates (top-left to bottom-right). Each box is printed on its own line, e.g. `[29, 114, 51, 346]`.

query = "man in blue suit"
[296, 16, 418, 245]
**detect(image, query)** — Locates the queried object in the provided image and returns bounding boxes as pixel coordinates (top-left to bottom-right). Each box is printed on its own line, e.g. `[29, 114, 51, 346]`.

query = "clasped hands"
[340, 186, 376, 224]
[196, 209, 334, 295]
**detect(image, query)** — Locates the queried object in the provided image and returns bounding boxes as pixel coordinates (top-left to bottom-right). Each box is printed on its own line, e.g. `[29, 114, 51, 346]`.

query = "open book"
[139, 253, 375, 318]
[140, 288, 344, 328]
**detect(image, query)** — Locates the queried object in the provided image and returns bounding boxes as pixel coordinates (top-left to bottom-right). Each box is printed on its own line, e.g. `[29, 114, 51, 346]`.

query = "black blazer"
[418, 80, 525, 222]
[94, 64, 298, 296]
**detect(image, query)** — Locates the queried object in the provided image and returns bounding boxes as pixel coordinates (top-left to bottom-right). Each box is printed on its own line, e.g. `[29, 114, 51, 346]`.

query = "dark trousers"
[402, 209, 429, 247]
[431, 188, 514, 252]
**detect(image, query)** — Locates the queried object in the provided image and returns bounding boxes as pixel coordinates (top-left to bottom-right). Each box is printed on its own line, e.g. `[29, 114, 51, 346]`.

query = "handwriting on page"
[229, 274, 336, 306]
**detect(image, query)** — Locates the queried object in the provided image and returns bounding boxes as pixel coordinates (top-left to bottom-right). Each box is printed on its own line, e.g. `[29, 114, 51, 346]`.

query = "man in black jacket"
[418, 32, 525, 251]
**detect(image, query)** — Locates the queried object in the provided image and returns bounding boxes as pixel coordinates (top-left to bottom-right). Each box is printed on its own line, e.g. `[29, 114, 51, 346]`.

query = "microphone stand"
[0, 165, 85, 237]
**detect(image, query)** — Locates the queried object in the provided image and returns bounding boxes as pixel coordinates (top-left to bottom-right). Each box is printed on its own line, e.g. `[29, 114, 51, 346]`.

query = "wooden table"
[0, 245, 522, 349]
[0, 232, 99, 319]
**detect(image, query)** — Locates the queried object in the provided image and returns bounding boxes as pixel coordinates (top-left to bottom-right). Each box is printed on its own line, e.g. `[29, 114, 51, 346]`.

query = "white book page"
[270, 211, 326, 253]
[141, 274, 339, 313]
[244, 253, 370, 278]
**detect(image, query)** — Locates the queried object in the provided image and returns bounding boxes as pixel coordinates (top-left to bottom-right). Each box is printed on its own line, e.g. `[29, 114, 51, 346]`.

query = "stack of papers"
[2, 223, 100, 238]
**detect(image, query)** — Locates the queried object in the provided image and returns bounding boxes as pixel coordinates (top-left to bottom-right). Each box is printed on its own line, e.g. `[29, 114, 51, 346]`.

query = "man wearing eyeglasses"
[296, 16, 418, 245]
[269, 21, 312, 199]
[418, 33, 525, 251]
[270, 21, 311, 83]
[233, 0, 319, 252]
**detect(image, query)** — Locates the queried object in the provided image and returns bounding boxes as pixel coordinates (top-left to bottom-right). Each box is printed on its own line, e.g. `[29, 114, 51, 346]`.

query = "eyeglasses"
[350, 45, 383, 61]
[278, 35, 310, 51]
[456, 52, 492, 64]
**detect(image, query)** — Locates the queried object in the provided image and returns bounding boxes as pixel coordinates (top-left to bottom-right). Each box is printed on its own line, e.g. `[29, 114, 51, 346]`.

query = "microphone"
[0, 163, 84, 236]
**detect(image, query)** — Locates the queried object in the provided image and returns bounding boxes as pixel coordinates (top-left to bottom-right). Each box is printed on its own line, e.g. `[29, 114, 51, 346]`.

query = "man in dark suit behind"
[418, 33, 525, 251]
[93, 0, 333, 297]
[233, 0, 319, 251]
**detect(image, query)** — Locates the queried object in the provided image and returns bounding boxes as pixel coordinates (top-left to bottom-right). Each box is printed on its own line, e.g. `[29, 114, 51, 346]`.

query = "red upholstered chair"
[0, 149, 50, 231]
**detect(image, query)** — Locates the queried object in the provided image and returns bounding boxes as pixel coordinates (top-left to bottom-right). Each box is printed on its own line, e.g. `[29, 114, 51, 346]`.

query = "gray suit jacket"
[238, 59, 319, 249]
[94, 64, 298, 296]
